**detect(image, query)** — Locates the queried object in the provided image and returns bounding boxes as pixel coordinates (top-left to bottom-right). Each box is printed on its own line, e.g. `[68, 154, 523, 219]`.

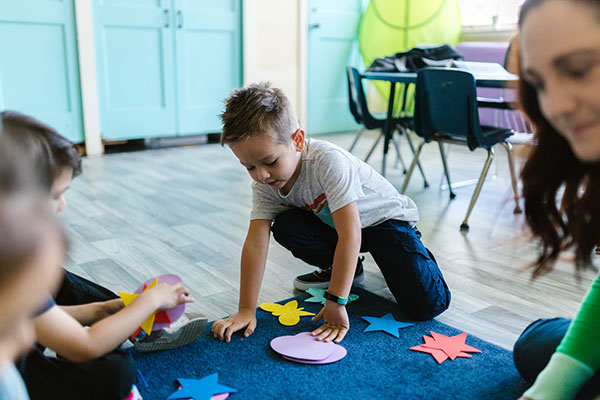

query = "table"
[361, 70, 518, 177]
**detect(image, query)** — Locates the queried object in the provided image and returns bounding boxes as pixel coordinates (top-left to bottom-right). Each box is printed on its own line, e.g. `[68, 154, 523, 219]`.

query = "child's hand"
[142, 282, 194, 310]
[311, 302, 349, 343]
[212, 308, 256, 343]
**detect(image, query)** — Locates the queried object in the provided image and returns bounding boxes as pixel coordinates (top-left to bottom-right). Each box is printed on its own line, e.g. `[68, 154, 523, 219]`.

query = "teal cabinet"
[0, 0, 84, 143]
[308, 0, 362, 135]
[93, 0, 242, 140]
[92, 0, 177, 140]
[175, 0, 242, 134]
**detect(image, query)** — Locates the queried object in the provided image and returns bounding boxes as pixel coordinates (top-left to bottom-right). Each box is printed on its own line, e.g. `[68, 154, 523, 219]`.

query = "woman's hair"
[0, 111, 82, 191]
[518, 0, 600, 277]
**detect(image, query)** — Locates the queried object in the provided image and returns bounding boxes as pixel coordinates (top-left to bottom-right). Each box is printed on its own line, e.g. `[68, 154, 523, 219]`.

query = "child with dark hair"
[1, 111, 200, 399]
[0, 125, 65, 399]
[513, 0, 600, 398]
[212, 82, 450, 344]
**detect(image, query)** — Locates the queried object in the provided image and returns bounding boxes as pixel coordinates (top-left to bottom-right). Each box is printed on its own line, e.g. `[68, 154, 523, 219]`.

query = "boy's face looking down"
[230, 129, 305, 195]
[50, 167, 73, 215]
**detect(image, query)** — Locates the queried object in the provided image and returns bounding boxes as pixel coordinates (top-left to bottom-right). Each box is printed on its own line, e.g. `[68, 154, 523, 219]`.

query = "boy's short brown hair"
[219, 82, 298, 145]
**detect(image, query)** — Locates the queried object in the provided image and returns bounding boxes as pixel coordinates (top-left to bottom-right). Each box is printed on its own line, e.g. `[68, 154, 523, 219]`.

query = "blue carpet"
[132, 288, 527, 399]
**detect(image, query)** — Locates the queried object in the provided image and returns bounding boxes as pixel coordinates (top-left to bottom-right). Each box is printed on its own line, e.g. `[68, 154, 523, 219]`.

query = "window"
[457, 0, 525, 30]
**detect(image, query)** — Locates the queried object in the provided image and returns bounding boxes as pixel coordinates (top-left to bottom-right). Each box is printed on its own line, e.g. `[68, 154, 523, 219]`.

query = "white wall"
[243, 0, 306, 127]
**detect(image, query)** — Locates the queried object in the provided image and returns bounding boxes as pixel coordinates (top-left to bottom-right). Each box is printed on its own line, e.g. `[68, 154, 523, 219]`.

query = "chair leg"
[401, 140, 426, 194]
[502, 141, 522, 214]
[460, 147, 495, 231]
[349, 127, 367, 153]
[391, 136, 407, 173]
[438, 142, 456, 199]
[403, 129, 429, 187]
[364, 131, 383, 162]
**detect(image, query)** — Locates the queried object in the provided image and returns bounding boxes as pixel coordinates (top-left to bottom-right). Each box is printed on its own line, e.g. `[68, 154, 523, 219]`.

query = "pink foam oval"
[134, 274, 186, 331]
[270, 332, 336, 361]
[282, 343, 347, 364]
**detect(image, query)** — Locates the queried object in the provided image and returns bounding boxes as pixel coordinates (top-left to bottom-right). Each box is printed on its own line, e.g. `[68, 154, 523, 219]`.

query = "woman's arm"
[522, 273, 600, 399]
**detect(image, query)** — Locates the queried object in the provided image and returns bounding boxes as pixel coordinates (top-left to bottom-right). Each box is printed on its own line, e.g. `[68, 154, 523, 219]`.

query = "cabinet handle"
[163, 9, 170, 28]
[177, 10, 183, 29]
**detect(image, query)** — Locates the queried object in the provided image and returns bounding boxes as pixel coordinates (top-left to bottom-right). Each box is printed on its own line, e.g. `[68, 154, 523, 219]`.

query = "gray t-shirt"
[250, 138, 419, 228]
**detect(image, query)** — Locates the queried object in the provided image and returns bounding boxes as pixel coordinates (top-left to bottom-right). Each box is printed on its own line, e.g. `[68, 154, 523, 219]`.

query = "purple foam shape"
[282, 343, 347, 364]
[270, 332, 337, 361]
[134, 274, 186, 331]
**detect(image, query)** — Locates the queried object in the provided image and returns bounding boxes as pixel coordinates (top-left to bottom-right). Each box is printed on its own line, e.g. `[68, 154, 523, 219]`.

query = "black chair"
[401, 67, 521, 231]
[346, 66, 427, 185]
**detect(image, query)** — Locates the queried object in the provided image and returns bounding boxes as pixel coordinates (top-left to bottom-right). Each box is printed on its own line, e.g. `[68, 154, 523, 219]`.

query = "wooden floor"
[62, 131, 597, 350]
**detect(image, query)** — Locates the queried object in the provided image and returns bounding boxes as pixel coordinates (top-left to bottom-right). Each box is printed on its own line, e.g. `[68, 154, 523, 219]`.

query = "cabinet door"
[0, 0, 84, 143]
[308, 0, 362, 135]
[92, 0, 177, 140]
[174, 0, 242, 135]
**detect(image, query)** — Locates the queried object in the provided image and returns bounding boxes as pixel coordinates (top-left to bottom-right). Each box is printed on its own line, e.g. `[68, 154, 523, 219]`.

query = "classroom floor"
[61, 131, 597, 350]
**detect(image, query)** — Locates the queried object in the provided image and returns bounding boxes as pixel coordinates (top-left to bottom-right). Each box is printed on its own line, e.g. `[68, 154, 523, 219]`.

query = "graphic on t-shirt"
[299, 193, 328, 214]
[299, 193, 334, 227]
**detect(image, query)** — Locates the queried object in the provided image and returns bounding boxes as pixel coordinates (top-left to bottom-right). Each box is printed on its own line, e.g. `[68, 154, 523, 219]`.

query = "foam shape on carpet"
[304, 288, 359, 305]
[259, 300, 315, 326]
[131, 288, 528, 399]
[270, 332, 347, 364]
[166, 374, 236, 400]
[410, 331, 482, 364]
[119, 274, 186, 338]
[362, 313, 415, 337]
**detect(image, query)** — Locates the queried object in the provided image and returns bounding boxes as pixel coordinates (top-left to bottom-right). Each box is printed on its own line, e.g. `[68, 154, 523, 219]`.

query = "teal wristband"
[324, 291, 349, 305]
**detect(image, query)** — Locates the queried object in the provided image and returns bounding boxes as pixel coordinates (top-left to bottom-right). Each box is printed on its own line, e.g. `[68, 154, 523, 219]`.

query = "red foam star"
[410, 332, 481, 364]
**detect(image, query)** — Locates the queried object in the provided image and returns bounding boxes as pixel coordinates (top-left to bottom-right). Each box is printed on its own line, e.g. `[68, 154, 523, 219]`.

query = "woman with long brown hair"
[513, 0, 600, 398]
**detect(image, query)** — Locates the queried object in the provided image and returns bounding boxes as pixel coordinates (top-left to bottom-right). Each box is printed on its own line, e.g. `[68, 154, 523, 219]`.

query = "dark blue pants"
[271, 209, 451, 320]
[18, 347, 136, 400]
[55, 270, 118, 306]
[513, 317, 600, 399]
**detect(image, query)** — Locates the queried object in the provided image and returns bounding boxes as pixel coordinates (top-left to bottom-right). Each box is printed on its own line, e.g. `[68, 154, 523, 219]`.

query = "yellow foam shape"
[118, 277, 160, 335]
[259, 300, 315, 326]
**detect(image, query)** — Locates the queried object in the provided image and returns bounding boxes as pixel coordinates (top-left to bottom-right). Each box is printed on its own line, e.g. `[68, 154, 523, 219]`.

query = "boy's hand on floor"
[311, 302, 349, 343]
[212, 308, 256, 342]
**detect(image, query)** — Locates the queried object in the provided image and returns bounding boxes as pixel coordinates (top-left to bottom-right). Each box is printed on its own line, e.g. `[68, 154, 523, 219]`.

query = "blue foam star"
[167, 373, 237, 400]
[361, 313, 414, 338]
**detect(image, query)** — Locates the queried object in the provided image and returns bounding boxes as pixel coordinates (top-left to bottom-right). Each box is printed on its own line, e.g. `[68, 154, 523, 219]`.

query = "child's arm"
[34, 282, 193, 362]
[212, 219, 271, 342]
[311, 202, 361, 343]
[60, 299, 124, 326]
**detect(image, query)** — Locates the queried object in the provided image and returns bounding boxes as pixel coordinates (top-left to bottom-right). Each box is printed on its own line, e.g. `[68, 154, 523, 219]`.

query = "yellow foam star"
[118, 278, 159, 335]
[259, 300, 315, 326]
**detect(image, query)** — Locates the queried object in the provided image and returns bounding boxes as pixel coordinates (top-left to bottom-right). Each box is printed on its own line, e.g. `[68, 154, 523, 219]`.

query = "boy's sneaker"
[132, 312, 207, 352]
[293, 256, 365, 291]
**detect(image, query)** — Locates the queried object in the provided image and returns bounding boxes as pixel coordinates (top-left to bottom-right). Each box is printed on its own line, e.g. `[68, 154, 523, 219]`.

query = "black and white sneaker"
[133, 312, 207, 352]
[293, 256, 365, 291]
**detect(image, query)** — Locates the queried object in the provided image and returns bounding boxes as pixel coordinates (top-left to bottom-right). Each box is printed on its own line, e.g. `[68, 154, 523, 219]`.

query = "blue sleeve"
[34, 295, 56, 317]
